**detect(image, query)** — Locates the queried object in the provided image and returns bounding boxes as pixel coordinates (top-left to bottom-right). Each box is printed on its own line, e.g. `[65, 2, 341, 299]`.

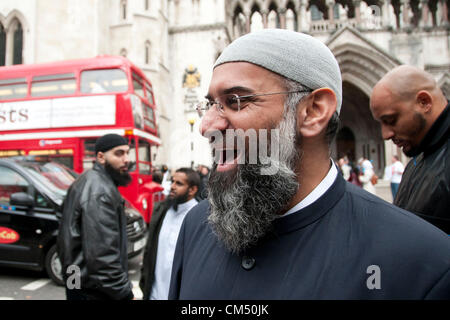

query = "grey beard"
[207, 106, 301, 254]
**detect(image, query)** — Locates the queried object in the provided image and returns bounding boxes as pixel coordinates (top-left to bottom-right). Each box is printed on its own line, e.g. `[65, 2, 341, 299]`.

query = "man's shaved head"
[370, 65, 447, 157]
[374, 65, 442, 103]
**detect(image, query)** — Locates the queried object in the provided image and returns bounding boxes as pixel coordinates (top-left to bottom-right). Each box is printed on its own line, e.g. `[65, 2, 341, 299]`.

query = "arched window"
[121, 0, 127, 20]
[286, 1, 298, 30]
[310, 5, 324, 21]
[144, 0, 149, 11]
[11, 19, 23, 65]
[250, 5, 263, 32]
[268, 10, 279, 28]
[145, 40, 151, 64]
[286, 8, 297, 30]
[0, 24, 6, 66]
[120, 48, 127, 57]
[233, 5, 246, 37]
[334, 4, 340, 20]
[251, 11, 263, 32]
[267, 2, 280, 28]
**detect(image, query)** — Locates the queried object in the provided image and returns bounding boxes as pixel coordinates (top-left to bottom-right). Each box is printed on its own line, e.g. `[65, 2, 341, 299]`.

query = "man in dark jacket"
[139, 168, 199, 300]
[57, 134, 134, 300]
[371, 65, 449, 234]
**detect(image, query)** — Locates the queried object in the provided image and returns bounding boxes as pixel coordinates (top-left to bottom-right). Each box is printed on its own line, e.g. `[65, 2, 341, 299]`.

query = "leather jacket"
[394, 102, 450, 234]
[57, 162, 133, 300]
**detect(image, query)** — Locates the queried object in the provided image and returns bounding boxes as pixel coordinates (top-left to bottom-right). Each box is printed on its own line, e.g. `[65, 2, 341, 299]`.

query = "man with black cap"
[57, 133, 134, 300]
[168, 29, 450, 300]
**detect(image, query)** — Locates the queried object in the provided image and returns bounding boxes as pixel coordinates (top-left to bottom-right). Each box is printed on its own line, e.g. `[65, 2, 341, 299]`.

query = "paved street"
[0, 254, 144, 300]
[374, 179, 394, 204]
[374, 179, 393, 203]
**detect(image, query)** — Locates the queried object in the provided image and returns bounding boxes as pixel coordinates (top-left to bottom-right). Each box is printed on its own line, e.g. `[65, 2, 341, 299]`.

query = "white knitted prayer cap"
[214, 29, 342, 114]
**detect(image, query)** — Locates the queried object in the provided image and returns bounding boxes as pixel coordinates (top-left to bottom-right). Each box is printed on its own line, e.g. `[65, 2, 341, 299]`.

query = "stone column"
[244, 11, 251, 33]
[354, 0, 362, 25]
[278, 8, 287, 29]
[299, 0, 309, 32]
[261, 9, 269, 28]
[327, 0, 336, 23]
[440, 0, 449, 25]
[401, 0, 411, 28]
[420, 0, 430, 27]
[382, 0, 391, 27]
[5, 27, 13, 66]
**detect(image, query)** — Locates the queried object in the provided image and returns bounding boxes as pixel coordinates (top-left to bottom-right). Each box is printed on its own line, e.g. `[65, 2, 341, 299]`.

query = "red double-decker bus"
[0, 55, 163, 223]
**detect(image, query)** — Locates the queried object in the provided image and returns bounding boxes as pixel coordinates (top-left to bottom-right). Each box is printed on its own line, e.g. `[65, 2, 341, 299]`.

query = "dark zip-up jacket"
[394, 102, 450, 234]
[57, 162, 133, 300]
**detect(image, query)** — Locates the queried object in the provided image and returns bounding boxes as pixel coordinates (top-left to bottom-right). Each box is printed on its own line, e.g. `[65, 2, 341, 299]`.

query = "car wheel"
[45, 244, 64, 286]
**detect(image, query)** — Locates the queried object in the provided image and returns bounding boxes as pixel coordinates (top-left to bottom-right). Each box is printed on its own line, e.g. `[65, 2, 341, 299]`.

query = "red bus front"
[0, 55, 163, 223]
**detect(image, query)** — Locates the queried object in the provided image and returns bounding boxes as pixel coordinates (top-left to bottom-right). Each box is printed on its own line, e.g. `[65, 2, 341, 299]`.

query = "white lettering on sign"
[0, 95, 116, 131]
[39, 139, 63, 146]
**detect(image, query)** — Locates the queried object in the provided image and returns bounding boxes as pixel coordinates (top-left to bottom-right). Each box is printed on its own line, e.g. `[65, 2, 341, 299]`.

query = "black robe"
[168, 174, 450, 299]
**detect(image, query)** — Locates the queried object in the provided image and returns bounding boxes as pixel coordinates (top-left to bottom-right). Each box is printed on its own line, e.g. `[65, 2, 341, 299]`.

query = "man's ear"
[189, 185, 198, 198]
[416, 90, 432, 113]
[97, 152, 106, 165]
[298, 88, 337, 138]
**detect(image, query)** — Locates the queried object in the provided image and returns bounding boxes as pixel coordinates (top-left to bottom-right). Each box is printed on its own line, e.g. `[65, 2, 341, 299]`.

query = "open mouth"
[214, 148, 242, 171]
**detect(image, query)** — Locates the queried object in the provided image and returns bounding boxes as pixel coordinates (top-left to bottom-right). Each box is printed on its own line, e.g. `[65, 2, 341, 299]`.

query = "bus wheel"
[45, 244, 64, 286]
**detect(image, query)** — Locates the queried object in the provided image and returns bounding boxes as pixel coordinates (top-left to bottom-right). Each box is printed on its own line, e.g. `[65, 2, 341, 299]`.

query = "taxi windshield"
[18, 161, 77, 204]
[24, 162, 76, 190]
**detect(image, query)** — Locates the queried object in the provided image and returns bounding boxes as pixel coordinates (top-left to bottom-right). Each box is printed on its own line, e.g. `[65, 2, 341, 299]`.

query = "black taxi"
[0, 158, 146, 285]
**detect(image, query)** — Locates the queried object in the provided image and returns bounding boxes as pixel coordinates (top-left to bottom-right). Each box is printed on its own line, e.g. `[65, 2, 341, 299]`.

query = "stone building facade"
[1, 0, 449, 174]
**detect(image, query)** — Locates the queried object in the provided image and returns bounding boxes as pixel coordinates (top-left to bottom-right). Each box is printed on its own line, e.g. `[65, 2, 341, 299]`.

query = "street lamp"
[188, 117, 195, 132]
[188, 116, 196, 168]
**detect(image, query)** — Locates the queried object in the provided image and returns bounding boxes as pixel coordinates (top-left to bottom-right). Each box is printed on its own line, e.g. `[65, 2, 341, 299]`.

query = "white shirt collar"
[174, 198, 198, 213]
[281, 160, 338, 217]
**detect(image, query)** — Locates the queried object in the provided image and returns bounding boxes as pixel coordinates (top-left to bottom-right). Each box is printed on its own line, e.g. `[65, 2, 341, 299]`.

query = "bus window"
[31, 73, 76, 97]
[80, 68, 128, 94]
[83, 139, 96, 171]
[132, 73, 144, 98]
[138, 139, 151, 174]
[0, 150, 26, 158]
[0, 77, 27, 100]
[128, 139, 138, 172]
[144, 82, 154, 105]
[143, 103, 156, 130]
[27, 150, 74, 170]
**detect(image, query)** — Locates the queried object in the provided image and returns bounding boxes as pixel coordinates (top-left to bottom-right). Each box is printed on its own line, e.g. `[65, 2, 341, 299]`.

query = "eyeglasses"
[195, 90, 311, 117]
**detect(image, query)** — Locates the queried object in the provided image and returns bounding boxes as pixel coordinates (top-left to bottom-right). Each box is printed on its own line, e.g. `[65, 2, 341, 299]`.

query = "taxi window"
[35, 191, 51, 209]
[0, 166, 29, 204]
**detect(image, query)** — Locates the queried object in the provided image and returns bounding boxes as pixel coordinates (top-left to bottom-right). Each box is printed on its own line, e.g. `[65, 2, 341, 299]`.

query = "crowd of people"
[337, 155, 404, 200]
[56, 28, 449, 301]
[337, 156, 378, 195]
